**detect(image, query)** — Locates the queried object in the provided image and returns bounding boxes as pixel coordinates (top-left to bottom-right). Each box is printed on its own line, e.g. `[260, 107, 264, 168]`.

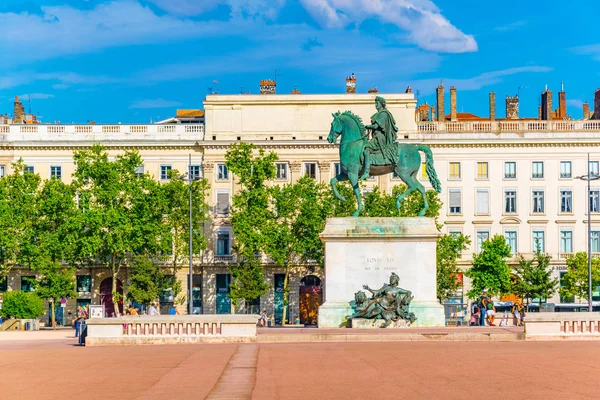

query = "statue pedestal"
[351, 318, 408, 329]
[317, 217, 445, 328]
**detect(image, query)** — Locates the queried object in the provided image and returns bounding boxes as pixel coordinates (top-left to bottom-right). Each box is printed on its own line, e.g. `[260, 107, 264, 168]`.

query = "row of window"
[0, 165, 63, 179]
[454, 228, 599, 255]
[445, 161, 599, 180]
[448, 188, 598, 215]
[7, 275, 93, 293]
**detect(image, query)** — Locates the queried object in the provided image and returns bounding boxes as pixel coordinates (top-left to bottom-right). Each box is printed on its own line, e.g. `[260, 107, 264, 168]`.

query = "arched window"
[300, 275, 321, 287]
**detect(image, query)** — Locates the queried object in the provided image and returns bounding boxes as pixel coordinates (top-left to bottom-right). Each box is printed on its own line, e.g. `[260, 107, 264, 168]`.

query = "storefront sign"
[89, 305, 105, 319]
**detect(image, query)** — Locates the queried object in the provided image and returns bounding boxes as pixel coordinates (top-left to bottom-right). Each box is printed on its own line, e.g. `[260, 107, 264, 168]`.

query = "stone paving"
[1, 334, 599, 400]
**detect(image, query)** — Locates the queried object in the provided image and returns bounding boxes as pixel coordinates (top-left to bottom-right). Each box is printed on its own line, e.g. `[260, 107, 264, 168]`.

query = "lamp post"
[177, 154, 199, 315]
[575, 153, 600, 313]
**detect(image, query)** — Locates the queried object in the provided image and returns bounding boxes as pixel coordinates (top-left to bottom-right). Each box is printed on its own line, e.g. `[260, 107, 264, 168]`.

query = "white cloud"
[495, 20, 527, 32]
[572, 44, 600, 61]
[401, 66, 552, 94]
[567, 99, 584, 108]
[18, 93, 55, 100]
[130, 98, 182, 109]
[299, 0, 477, 53]
[147, 0, 285, 19]
[0, 1, 239, 64]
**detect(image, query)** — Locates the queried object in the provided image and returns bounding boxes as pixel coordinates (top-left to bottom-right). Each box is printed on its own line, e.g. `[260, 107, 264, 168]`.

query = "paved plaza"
[1, 334, 599, 400]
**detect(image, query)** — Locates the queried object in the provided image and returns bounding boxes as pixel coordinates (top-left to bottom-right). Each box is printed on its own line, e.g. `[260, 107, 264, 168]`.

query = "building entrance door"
[99, 278, 123, 317]
[274, 274, 289, 325]
[299, 275, 322, 325]
[216, 274, 231, 314]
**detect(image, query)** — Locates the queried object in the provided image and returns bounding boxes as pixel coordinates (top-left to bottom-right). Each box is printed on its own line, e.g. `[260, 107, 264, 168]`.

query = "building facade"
[2, 93, 600, 324]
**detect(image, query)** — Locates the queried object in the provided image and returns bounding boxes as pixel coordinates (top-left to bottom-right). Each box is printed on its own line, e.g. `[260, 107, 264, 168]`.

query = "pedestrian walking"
[478, 291, 488, 326]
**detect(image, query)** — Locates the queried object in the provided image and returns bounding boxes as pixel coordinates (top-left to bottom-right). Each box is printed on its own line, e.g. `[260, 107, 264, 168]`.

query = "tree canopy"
[466, 234, 512, 298]
[559, 252, 600, 303]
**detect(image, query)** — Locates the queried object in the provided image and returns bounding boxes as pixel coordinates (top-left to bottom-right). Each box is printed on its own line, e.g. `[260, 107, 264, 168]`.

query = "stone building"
[3, 91, 600, 325]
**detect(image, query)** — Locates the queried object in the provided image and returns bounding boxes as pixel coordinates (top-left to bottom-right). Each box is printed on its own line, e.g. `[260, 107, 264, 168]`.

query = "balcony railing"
[0, 124, 205, 142]
[417, 120, 600, 133]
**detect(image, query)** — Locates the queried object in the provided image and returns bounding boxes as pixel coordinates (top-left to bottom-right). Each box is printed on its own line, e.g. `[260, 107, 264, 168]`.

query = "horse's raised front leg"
[330, 173, 348, 202]
[348, 171, 363, 217]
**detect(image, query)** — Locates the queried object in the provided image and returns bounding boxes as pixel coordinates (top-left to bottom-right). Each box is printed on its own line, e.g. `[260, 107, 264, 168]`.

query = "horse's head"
[328, 112, 343, 144]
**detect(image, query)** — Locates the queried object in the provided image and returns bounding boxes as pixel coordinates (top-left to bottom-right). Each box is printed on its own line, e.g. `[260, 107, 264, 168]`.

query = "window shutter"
[216, 193, 229, 215]
[476, 190, 489, 214]
[449, 190, 461, 207]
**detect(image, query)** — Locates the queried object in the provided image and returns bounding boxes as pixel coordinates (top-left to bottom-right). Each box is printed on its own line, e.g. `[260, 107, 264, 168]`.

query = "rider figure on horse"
[360, 96, 399, 180]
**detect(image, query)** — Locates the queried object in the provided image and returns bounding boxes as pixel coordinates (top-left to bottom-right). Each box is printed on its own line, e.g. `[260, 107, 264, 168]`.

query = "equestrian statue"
[327, 96, 441, 217]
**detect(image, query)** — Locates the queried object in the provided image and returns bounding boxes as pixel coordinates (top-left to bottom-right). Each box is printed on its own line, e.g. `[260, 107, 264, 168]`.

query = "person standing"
[479, 291, 488, 326]
[74, 306, 86, 337]
[486, 298, 496, 326]
[148, 303, 160, 316]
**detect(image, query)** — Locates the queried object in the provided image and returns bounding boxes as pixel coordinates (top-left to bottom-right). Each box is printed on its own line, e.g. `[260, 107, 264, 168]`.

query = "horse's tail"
[416, 145, 441, 193]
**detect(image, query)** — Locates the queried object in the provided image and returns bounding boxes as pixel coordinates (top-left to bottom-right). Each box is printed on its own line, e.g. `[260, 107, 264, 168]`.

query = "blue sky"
[0, 0, 598, 123]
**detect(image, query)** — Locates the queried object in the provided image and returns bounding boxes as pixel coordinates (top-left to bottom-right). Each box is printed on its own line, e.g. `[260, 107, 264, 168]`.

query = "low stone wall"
[85, 315, 259, 346]
[525, 312, 600, 340]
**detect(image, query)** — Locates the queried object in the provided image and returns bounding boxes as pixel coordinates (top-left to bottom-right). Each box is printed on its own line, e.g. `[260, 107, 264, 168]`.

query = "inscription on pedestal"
[364, 257, 398, 272]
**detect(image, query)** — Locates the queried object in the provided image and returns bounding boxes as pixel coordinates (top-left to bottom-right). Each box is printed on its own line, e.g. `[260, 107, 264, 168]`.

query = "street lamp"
[177, 154, 201, 315]
[575, 153, 600, 313]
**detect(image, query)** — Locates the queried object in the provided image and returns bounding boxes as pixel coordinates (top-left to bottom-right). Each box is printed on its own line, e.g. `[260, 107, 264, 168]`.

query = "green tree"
[267, 176, 330, 324]
[466, 234, 512, 298]
[0, 160, 40, 281]
[358, 185, 441, 219]
[34, 262, 77, 328]
[0, 291, 45, 319]
[159, 173, 210, 304]
[225, 143, 274, 310]
[436, 233, 471, 302]
[513, 251, 558, 307]
[559, 252, 600, 303]
[71, 145, 165, 315]
[30, 178, 79, 328]
[126, 255, 167, 307]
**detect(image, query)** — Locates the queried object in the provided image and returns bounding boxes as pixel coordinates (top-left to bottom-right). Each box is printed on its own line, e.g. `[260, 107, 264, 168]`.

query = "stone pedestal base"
[317, 302, 354, 328]
[351, 318, 409, 329]
[318, 217, 445, 328]
[409, 301, 446, 327]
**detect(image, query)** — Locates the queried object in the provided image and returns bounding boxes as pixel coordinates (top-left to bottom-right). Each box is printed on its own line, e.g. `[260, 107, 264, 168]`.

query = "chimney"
[13, 96, 25, 124]
[368, 87, 379, 94]
[558, 82, 566, 119]
[594, 89, 600, 120]
[345, 73, 356, 94]
[583, 102, 590, 120]
[450, 86, 457, 121]
[541, 88, 553, 120]
[417, 103, 430, 122]
[489, 92, 496, 121]
[259, 79, 276, 94]
[505, 95, 519, 119]
[430, 106, 435, 122]
[436, 81, 444, 122]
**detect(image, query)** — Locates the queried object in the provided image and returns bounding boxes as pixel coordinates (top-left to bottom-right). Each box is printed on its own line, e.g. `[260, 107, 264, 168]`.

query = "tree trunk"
[51, 299, 56, 330]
